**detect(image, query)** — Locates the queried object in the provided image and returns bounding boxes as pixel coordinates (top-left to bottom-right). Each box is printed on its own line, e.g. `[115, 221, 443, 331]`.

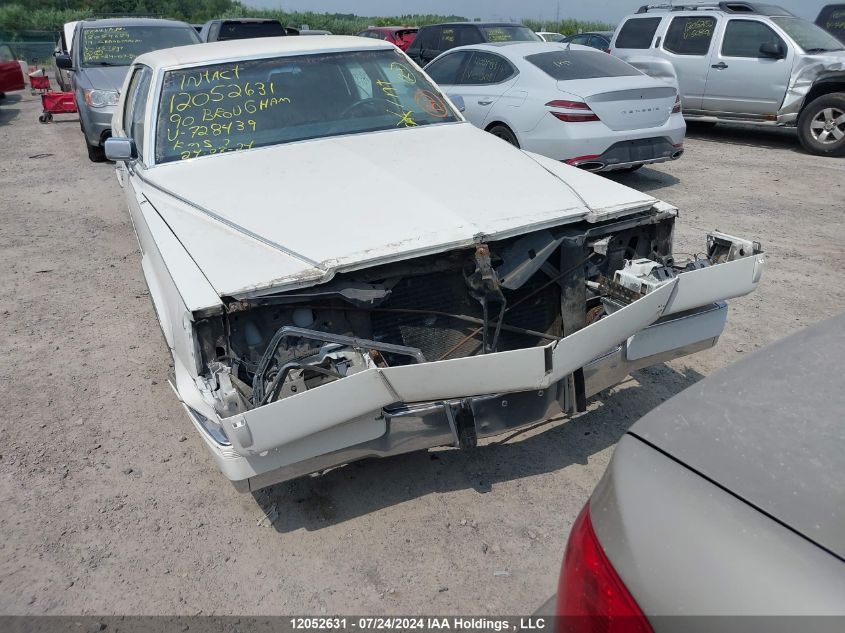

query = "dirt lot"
[1, 90, 843, 616]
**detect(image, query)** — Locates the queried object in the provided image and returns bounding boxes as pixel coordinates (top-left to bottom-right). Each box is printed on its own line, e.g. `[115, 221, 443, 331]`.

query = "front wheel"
[86, 142, 106, 162]
[798, 93, 845, 157]
[487, 124, 520, 148]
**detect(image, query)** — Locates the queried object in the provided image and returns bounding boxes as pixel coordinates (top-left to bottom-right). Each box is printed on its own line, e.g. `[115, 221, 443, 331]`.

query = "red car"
[0, 43, 24, 96]
[356, 26, 418, 51]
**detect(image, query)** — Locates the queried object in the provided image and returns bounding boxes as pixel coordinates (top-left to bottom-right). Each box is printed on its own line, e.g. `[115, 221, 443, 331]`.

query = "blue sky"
[245, 1, 831, 24]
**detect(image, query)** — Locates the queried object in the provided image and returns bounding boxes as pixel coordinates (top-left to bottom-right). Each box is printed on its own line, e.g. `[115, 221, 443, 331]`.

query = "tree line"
[0, 0, 611, 36]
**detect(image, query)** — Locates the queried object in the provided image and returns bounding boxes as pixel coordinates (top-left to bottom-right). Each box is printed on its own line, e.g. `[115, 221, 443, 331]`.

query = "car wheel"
[686, 120, 717, 130]
[86, 142, 106, 162]
[798, 93, 845, 157]
[487, 124, 520, 148]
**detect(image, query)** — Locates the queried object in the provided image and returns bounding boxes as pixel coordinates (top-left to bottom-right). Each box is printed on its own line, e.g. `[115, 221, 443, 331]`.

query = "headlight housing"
[83, 89, 119, 108]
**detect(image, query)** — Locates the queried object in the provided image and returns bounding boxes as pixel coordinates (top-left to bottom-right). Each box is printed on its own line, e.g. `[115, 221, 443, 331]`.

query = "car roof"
[452, 41, 597, 55]
[420, 22, 528, 28]
[79, 17, 191, 28]
[366, 26, 418, 31]
[630, 313, 845, 560]
[204, 18, 281, 24]
[134, 35, 395, 70]
[629, 3, 794, 17]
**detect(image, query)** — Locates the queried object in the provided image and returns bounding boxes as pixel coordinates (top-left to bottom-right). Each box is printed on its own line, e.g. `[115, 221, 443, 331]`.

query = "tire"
[86, 142, 106, 162]
[798, 93, 845, 157]
[487, 124, 520, 148]
[686, 120, 717, 130]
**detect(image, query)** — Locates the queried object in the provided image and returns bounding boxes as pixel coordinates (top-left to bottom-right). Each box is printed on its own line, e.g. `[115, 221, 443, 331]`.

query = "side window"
[417, 26, 439, 50]
[439, 27, 456, 50]
[425, 51, 468, 85]
[615, 17, 662, 49]
[0, 44, 13, 61]
[457, 52, 515, 85]
[591, 35, 610, 50]
[721, 20, 785, 57]
[571, 34, 589, 45]
[123, 66, 152, 160]
[122, 68, 143, 135]
[664, 16, 717, 55]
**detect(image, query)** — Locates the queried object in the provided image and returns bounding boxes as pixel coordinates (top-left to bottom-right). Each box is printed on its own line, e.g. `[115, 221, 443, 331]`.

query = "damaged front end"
[186, 207, 764, 490]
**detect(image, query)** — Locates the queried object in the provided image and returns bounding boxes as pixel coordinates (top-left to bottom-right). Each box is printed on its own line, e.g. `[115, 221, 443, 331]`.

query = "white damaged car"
[107, 36, 765, 492]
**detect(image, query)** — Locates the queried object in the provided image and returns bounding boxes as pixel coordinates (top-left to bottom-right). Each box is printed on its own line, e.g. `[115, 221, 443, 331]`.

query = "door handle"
[478, 99, 494, 106]
[711, 62, 729, 70]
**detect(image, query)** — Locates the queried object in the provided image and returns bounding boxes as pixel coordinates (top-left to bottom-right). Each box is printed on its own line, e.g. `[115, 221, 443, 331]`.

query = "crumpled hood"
[77, 64, 130, 92]
[141, 122, 657, 303]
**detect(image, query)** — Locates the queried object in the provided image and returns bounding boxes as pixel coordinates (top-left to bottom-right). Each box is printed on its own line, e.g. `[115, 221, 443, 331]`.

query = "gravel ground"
[1, 90, 844, 616]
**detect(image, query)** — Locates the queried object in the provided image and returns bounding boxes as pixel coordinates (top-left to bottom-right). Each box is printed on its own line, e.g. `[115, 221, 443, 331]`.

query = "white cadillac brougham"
[107, 36, 765, 492]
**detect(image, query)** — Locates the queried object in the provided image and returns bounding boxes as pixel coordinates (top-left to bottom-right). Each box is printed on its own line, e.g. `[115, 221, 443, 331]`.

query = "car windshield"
[217, 21, 285, 40]
[481, 26, 541, 42]
[525, 50, 642, 80]
[81, 25, 198, 66]
[817, 5, 845, 41]
[155, 48, 461, 164]
[771, 17, 845, 51]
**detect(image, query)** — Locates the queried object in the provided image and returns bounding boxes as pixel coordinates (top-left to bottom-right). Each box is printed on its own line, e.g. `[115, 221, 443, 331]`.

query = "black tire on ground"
[487, 124, 520, 148]
[38, 114, 47, 123]
[798, 93, 845, 157]
[686, 120, 717, 130]
[86, 142, 106, 162]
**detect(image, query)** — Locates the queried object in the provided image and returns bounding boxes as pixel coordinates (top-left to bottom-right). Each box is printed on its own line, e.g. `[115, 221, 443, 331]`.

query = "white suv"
[611, 2, 845, 156]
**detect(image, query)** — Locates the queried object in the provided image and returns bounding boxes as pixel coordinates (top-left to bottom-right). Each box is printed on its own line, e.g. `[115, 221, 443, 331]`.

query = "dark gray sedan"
[544, 314, 845, 630]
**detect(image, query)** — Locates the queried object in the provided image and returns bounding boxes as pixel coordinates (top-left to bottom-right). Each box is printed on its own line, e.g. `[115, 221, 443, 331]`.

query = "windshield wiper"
[804, 47, 843, 54]
[85, 61, 125, 67]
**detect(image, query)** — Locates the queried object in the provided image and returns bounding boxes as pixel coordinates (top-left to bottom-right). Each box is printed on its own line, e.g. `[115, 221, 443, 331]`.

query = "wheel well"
[485, 121, 512, 133]
[802, 79, 845, 112]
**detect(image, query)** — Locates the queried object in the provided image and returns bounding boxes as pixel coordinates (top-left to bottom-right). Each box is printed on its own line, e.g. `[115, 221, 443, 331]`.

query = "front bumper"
[228, 302, 728, 492]
[79, 102, 115, 146]
[179, 250, 762, 492]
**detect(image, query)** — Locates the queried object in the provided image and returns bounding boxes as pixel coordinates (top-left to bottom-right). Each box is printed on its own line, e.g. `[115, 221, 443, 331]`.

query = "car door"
[445, 50, 520, 128]
[659, 15, 718, 111]
[0, 44, 24, 93]
[702, 18, 794, 117]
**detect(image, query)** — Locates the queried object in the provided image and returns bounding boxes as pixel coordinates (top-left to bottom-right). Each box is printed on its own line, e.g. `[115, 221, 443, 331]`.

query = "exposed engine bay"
[192, 209, 756, 418]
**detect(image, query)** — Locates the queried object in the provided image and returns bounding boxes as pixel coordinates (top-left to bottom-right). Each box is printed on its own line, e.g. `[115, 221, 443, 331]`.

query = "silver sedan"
[541, 314, 845, 631]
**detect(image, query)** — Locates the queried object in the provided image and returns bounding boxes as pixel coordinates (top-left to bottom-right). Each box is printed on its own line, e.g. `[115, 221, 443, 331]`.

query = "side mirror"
[448, 94, 466, 112]
[759, 42, 785, 59]
[105, 137, 136, 162]
[55, 53, 73, 69]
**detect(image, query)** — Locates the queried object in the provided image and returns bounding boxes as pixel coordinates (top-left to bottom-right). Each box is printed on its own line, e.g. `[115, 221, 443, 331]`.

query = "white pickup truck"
[106, 35, 765, 492]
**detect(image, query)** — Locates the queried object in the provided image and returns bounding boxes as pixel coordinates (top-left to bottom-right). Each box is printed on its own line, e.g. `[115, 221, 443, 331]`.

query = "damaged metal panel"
[380, 345, 551, 403]
[222, 369, 395, 455]
[663, 253, 766, 316]
[550, 279, 677, 383]
[781, 55, 845, 119]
